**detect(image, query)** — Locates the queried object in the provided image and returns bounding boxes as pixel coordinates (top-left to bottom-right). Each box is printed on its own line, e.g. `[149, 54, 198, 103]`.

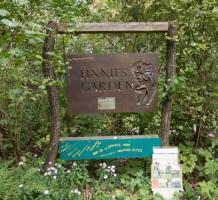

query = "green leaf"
[204, 160, 218, 176]
[9, 48, 24, 56]
[25, 30, 45, 36]
[0, 9, 10, 17]
[15, 0, 29, 5]
[0, 58, 10, 66]
[213, 7, 218, 13]
[198, 181, 217, 199]
[0, 18, 19, 27]
[212, 138, 218, 149]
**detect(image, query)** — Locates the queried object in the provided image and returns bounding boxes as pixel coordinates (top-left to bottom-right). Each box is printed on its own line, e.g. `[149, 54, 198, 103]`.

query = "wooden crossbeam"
[58, 22, 169, 34]
[60, 135, 159, 141]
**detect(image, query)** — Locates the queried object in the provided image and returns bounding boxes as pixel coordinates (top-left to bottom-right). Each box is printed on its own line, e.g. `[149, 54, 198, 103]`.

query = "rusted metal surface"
[67, 53, 158, 114]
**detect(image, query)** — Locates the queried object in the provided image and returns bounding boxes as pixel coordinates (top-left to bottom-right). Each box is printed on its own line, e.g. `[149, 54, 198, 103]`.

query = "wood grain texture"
[42, 21, 61, 169]
[58, 22, 169, 34]
[60, 135, 159, 141]
[160, 21, 178, 146]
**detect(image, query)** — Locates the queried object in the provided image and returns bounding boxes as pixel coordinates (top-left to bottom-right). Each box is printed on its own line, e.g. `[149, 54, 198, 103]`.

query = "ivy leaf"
[0, 18, 19, 27]
[0, 9, 10, 17]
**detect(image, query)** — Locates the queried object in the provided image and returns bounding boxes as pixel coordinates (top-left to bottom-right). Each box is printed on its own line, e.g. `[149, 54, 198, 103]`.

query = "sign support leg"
[160, 21, 177, 145]
[42, 21, 61, 169]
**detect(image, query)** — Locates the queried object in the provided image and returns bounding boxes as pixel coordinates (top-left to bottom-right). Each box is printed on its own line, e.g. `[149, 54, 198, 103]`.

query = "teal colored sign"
[60, 135, 161, 160]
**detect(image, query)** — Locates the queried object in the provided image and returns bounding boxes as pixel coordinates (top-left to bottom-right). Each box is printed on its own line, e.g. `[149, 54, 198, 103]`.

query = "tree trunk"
[160, 21, 177, 146]
[0, 125, 21, 162]
[42, 21, 61, 168]
[0, 133, 2, 155]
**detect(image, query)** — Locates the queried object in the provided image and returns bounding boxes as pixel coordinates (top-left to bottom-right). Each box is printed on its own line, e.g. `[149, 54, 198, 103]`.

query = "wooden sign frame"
[41, 21, 177, 165]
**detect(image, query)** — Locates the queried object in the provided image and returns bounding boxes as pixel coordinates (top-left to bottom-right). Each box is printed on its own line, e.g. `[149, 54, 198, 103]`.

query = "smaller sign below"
[59, 135, 161, 160]
[151, 147, 183, 200]
[98, 97, 115, 110]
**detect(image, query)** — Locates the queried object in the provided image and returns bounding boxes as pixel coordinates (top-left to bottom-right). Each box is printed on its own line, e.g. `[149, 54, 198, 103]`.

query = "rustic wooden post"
[42, 21, 61, 168]
[160, 21, 177, 145]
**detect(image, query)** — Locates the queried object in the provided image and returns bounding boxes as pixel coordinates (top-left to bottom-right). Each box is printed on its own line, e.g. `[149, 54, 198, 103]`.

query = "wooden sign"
[67, 53, 158, 113]
[60, 135, 161, 160]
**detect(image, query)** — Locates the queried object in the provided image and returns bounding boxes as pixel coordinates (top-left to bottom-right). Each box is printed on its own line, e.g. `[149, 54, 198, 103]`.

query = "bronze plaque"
[67, 53, 158, 113]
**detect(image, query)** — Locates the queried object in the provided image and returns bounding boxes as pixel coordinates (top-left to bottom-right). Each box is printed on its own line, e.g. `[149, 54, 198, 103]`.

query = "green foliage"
[1, 0, 217, 154]
[0, 163, 16, 199]
[179, 145, 198, 174]
[0, 157, 155, 200]
[0, 0, 217, 199]
[182, 180, 197, 200]
[198, 181, 218, 200]
[179, 138, 218, 199]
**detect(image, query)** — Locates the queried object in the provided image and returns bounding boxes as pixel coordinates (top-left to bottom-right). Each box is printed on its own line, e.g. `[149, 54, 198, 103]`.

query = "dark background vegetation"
[0, 0, 217, 199]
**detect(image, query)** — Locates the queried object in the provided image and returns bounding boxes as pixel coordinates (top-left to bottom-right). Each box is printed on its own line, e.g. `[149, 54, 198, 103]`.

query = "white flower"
[37, 168, 41, 172]
[44, 172, 48, 176]
[44, 190, 49, 195]
[208, 133, 215, 138]
[18, 184, 23, 188]
[103, 175, 108, 179]
[99, 163, 103, 167]
[111, 168, 115, 173]
[55, 163, 58, 166]
[112, 195, 116, 199]
[74, 189, 78, 193]
[34, 154, 37, 157]
[67, 170, 71, 173]
[74, 189, 79, 193]
[47, 171, 51, 175]
[18, 161, 24, 166]
[73, 162, 77, 167]
[58, 164, 61, 168]
[103, 163, 107, 168]
[113, 173, 117, 177]
[71, 188, 81, 195]
[53, 175, 57, 179]
[111, 165, 115, 169]
[48, 161, 52, 165]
